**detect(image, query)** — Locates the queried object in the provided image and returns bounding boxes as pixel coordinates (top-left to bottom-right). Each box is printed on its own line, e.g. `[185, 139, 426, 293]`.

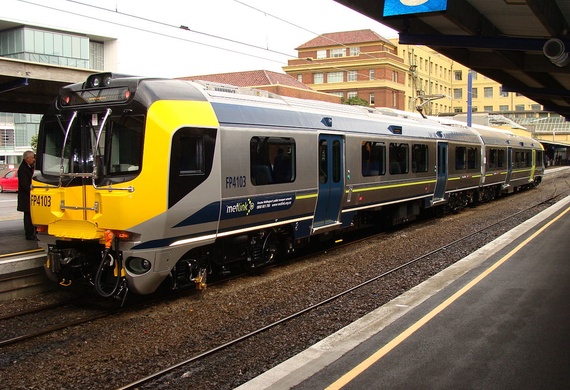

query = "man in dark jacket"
[17, 150, 36, 240]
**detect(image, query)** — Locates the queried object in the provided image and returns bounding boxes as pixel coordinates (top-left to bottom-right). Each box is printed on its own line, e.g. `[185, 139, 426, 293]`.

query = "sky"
[4, 0, 397, 78]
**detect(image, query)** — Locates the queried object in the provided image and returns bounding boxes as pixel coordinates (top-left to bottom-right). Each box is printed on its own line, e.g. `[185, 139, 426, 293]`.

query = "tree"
[30, 134, 38, 153]
[342, 96, 370, 107]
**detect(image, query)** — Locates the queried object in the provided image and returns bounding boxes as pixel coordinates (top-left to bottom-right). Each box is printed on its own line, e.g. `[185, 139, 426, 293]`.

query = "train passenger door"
[530, 149, 537, 181]
[504, 147, 513, 188]
[433, 142, 448, 202]
[313, 134, 344, 232]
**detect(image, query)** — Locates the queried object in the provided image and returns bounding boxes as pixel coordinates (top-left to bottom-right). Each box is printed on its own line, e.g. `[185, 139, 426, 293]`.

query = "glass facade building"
[0, 27, 104, 70]
[0, 26, 104, 165]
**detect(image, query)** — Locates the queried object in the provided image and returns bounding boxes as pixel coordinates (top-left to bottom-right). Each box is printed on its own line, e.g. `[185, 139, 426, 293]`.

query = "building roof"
[296, 29, 394, 50]
[179, 70, 312, 90]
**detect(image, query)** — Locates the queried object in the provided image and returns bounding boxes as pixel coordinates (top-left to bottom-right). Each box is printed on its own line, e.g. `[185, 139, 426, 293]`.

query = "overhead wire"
[17, 0, 291, 66]
[18, 0, 392, 80]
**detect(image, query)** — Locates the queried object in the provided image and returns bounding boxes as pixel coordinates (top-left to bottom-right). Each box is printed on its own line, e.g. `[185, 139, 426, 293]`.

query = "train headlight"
[91, 76, 102, 88]
[126, 257, 152, 275]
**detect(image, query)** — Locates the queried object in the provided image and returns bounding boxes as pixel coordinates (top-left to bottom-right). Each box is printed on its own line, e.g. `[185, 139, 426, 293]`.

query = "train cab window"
[250, 137, 295, 185]
[178, 136, 205, 175]
[389, 143, 409, 175]
[169, 127, 216, 207]
[412, 144, 428, 173]
[455, 146, 466, 170]
[361, 141, 385, 176]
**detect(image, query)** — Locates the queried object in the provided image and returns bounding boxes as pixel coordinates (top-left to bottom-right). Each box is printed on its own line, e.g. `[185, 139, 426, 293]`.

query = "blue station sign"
[383, 0, 448, 17]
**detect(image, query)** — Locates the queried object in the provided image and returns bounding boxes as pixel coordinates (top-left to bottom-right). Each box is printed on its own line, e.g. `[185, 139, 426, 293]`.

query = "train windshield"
[39, 110, 144, 183]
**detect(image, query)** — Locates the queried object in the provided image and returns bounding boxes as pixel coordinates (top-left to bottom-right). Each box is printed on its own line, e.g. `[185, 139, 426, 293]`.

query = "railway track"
[116, 190, 569, 389]
[1, 186, 568, 354]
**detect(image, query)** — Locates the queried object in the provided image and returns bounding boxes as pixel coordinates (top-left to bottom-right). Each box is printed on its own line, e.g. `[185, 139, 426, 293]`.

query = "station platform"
[237, 194, 570, 390]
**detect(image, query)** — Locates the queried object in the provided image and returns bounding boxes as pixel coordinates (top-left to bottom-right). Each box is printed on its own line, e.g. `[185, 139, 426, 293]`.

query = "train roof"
[187, 80, 482, 144]
[57, 74, 541, 150]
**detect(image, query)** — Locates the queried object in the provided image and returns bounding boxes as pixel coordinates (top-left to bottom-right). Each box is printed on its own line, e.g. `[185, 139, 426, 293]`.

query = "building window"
[500, 87, 509, 97]
[484, 106, 493, 112]
[327, 71, 343, 83]
[392, 71, 398, 83]
[484, 87, 493, 98]
[499, 105, 509, 111]
[316, 50, 326, 59]
[89, 41, 104, 70]
[454, 70, 462, 81]
[515, 104, 525, 111]
[347, 91, 357, 99]
[330, 91, 344, 98]
[369, 93, 375, 105]
[531, 104, 542, 111]
[314, 73, 324, 84]
[347, 71, 357, 82]
[330, 48, 344, 58]
[297, 74, 302, 82]
[0, 26, 93, 69]
[454, 107, 463, 113]
[369, 69, 375, 80]
[453, 88, 463, 99]
[471, 88, 478, 99]
[350, 47, 360, 56]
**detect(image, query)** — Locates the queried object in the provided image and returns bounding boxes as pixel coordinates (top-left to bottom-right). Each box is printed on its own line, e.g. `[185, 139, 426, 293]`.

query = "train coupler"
[59, 278, 72, 287]
[193, 268, 207, 290]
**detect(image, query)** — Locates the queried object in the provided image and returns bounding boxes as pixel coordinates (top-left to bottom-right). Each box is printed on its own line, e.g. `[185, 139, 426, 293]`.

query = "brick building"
[283, 29, 407, 110]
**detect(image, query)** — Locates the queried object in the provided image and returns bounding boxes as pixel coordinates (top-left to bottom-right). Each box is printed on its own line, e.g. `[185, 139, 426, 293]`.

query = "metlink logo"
[225, 198, 255, 216]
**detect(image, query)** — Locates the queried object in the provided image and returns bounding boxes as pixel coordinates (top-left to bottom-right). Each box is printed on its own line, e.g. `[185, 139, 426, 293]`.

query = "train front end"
[31, 73, 215, 300]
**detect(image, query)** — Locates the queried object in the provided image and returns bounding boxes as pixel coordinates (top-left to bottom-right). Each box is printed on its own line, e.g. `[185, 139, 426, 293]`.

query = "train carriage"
[31, 73, 544, 300]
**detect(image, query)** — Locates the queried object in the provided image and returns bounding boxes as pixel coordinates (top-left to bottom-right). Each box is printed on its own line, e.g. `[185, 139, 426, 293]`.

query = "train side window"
[389, 143, 409, 175]
[362, 141, 385, 176]
[497, 149, 505, 168]
[412, 144, 428, 173]
[514, 151, 522, 168]
[467, 147, 478, 169]
[525, 151, 532, 167]
[250, 136, 296, 186]
[455, 146, 466, 170]
[488, 148, 497, 169]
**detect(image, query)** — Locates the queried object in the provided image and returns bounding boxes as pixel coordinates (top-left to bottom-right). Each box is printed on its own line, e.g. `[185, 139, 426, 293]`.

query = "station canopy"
[335, 0, 570, 120]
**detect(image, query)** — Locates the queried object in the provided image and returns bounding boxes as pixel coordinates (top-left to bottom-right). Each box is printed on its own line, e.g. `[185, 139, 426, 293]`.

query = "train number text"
[31, 195, 52, 207]
[226, 176, 247, 189]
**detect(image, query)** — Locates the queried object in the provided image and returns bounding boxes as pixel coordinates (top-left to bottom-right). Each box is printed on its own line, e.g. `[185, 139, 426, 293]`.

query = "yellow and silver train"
[31, 73, 544, 300]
